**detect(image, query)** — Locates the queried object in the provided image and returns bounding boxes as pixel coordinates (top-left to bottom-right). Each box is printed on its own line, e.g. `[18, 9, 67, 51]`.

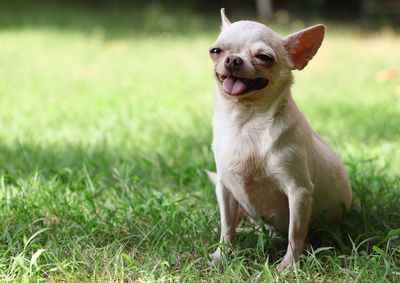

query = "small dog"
[207, 9, 352, 271]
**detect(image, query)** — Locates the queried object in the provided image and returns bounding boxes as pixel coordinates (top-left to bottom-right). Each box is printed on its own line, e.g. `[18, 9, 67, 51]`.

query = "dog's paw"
[209, 247, 232, 263]
[276, 255, 294, 273]
[209, 249, 222, 263]
[276, 262, 290, 273]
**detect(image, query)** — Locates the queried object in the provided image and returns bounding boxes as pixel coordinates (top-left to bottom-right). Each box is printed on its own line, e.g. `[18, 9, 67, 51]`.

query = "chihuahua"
[207, 9, 352, 270]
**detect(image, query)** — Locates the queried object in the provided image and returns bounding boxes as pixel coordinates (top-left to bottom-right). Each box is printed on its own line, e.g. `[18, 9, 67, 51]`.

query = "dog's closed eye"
[255, 53, 274, 63]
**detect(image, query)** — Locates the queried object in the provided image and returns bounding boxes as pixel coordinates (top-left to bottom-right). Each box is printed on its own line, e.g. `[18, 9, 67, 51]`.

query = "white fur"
[208, 9, 352, 271]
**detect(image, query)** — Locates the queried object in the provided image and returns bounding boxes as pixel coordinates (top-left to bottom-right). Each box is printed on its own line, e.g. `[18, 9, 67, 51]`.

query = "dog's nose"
[224, 55, 243, 70]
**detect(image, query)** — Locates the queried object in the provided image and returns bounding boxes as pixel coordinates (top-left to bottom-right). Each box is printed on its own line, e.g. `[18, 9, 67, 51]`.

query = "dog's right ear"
[284, 24, 325, 70]
[220, 8, 231, 29]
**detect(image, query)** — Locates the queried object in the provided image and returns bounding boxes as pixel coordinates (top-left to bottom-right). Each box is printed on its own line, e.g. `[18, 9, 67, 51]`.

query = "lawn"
[0, 2, 399, 282]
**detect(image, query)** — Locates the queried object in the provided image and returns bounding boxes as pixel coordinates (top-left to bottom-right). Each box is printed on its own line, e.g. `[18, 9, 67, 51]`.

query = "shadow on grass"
[1, 127, 399, 260]
[0, 134, 399, 277]
[0, 131, 217, 252]
[0, 132, 214, 187]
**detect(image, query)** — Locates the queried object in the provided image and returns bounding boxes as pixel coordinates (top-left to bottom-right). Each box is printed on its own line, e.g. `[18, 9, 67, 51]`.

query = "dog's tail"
[204, 169, 218, 185]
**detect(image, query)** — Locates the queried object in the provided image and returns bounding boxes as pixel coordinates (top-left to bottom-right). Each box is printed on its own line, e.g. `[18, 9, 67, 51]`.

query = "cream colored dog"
[207, 9, 352, 270]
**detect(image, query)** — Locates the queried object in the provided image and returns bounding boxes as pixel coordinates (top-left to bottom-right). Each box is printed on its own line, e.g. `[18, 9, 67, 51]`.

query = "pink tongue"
[222, 76, 247, 95]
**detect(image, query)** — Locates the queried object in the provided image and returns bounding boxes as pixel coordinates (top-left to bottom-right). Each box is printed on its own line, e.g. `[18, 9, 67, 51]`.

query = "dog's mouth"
[217, 73, 269, 96]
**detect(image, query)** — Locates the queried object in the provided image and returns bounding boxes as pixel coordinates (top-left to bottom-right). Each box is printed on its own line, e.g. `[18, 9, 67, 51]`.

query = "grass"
[0, 1, 400, 281]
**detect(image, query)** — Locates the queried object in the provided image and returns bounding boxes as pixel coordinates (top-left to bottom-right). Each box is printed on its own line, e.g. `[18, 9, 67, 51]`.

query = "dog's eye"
[210, 48, 222, 55]
[256, 54, 274, 62]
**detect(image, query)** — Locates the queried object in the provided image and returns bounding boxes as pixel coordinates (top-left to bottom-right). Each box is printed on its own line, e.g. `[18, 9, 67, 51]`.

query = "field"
[0, 2, 399, 281]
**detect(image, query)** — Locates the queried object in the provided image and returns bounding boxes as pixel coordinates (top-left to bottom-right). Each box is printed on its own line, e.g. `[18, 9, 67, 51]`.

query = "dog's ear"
[284, 24, 325, 70]
[220, 8, 231, 29]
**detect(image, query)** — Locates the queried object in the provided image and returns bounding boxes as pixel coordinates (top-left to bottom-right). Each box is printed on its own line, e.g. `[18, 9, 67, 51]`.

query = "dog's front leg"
[278, 184, 313, 271]
[210, 180, 238, 262]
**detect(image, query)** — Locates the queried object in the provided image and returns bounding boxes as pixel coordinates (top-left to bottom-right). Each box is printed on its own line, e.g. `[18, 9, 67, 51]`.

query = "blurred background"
[1, 0, 400, 35]
[0, 0, 399, 173]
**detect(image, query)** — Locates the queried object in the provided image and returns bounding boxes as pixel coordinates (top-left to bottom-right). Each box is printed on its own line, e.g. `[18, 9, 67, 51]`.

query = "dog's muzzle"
[217, 73, 269, 96]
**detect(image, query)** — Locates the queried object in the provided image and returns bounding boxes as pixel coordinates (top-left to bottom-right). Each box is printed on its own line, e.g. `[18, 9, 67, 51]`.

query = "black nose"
[224, 55, 243, 70]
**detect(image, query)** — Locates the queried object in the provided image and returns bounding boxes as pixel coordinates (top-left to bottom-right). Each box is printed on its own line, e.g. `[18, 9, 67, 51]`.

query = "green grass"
[1, 2, 400, 282]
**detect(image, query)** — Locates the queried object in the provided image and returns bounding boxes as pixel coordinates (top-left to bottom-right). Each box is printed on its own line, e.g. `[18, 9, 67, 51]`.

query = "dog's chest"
[213, 116, 289, 225]
[213, 113, 275, 176]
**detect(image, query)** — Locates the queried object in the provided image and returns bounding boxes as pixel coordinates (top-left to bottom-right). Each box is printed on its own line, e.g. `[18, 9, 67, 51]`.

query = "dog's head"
[210, 9, 325, 99]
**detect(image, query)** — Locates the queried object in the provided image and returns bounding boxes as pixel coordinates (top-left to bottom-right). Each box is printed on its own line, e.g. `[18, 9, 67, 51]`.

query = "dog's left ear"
[220, 8, 231, 29]
[284, 24, 325, 70]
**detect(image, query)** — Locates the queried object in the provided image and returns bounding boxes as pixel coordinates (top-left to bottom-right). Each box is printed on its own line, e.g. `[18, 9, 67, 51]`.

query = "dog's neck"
[214, 75, 294, 125]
